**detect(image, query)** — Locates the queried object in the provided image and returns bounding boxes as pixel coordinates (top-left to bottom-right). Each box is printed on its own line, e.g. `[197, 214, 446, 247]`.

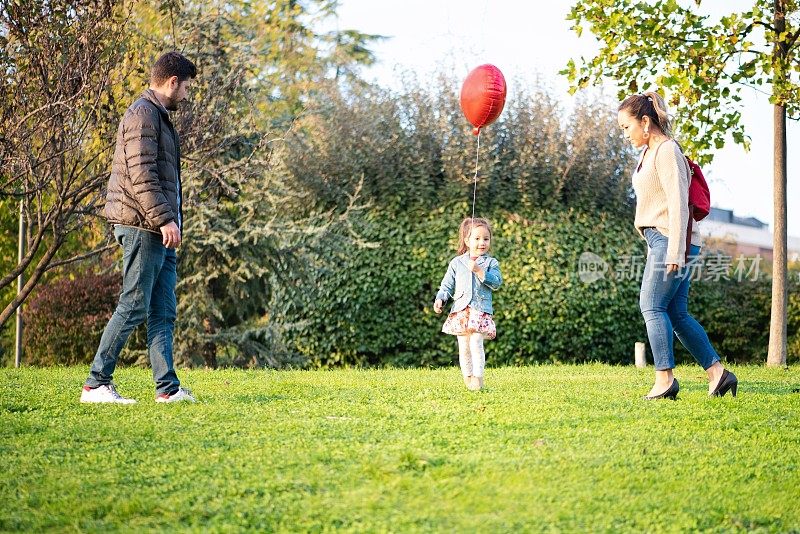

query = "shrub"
[24, 272, 120, 366]
[277, 205, 644, 367]
[285, 81, 635, 218]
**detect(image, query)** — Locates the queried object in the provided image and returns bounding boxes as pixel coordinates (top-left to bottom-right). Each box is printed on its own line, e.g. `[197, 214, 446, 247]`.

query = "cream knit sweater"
[632, 139, 700, 267]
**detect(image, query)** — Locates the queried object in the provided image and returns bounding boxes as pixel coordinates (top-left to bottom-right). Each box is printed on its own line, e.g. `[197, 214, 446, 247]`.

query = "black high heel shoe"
[710, 369, 738, 397]
[644, 378, 679, 400]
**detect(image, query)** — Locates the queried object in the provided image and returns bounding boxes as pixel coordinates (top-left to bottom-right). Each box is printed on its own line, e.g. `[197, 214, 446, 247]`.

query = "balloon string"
[471, 129, 480, 226]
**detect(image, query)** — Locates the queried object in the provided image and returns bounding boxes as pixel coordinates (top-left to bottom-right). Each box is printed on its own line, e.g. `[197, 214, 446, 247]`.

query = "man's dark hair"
[151, 52, 197, 85]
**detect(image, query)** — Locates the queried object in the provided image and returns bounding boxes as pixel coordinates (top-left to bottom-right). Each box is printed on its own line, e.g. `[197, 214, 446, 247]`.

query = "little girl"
[434, 217, 502, 391]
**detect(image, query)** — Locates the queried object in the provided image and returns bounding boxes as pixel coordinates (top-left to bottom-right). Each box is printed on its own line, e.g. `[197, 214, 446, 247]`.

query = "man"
[81, 52, 197, 404]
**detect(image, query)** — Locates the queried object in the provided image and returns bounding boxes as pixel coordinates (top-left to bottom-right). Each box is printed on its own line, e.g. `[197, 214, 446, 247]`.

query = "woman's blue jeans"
[640, 227, 720, 371]
[85, 226, 180, 395]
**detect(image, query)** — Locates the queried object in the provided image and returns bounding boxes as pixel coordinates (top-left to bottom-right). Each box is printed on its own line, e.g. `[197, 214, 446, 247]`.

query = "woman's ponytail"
[619, 91, 673, 138]
[643, 91, 672, 137]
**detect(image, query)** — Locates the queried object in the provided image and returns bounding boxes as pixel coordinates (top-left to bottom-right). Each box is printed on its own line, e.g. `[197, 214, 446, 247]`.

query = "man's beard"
[163, 95, 179, 111]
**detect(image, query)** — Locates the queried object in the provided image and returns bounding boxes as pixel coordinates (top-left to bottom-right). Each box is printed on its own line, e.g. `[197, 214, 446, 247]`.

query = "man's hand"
[160, 221, 182, 249]
[434, 299, 443, 314]
[666, 263, 679, 274]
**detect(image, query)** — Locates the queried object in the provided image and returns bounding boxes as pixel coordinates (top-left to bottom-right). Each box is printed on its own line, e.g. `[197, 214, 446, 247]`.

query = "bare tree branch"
[46, 242, 117, 271]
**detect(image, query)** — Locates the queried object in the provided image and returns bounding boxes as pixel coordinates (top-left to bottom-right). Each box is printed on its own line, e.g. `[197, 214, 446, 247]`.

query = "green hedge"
[280, 205, 799, 368]
[683, 269, 800, 365]
[281, 205, 640, 366]
[20, 206, 799, 368]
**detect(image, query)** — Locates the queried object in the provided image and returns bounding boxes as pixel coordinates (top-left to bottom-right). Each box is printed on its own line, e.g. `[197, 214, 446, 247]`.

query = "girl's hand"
[434, 299, 443, 314]
[666, 264, 679, 274]
[468, 260, 483, 275]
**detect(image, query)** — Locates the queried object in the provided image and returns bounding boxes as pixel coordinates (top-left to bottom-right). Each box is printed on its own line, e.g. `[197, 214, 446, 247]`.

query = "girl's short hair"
[457, 217, 492, 255]
[618, 91, 673, 137]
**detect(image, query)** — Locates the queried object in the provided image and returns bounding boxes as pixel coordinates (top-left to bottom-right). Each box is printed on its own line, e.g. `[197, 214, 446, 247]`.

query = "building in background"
[698, 208, 800, 262]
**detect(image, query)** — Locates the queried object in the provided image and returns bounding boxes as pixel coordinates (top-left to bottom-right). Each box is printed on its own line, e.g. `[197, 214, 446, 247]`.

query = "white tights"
[457, 333, 485, 378]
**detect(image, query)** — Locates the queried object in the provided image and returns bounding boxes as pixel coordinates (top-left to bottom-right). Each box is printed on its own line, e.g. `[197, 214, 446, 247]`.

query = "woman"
[617, 91, 738, 399]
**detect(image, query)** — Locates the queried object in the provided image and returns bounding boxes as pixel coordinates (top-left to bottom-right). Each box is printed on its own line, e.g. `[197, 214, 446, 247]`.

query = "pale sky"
[333, 0, 799, 236]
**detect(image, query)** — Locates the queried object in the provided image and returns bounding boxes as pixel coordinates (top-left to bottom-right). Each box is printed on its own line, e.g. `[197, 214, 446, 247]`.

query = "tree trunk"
[202, 317, 218, 369]
[767, 0, 788, 368]
[767, 103, 788, 368]
[0, 237, 64, 326]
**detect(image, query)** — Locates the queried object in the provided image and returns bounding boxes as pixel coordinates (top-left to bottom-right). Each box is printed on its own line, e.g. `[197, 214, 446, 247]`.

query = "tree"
[563, 0, 800, 367]
[0, 0, 129, 328]
[134, 0, 379, 367]
[322, 28, 386, 82]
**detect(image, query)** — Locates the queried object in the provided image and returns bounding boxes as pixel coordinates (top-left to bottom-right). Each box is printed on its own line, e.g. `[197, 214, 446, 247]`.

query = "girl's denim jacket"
[435, 253, 502, 315]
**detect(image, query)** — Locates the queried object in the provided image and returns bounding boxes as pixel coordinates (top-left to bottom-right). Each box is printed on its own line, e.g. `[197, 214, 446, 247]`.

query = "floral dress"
[442, 307, 496, 339]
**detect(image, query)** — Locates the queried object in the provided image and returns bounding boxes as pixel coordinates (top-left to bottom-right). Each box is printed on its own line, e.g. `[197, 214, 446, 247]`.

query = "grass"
[1, 364, 800, 533]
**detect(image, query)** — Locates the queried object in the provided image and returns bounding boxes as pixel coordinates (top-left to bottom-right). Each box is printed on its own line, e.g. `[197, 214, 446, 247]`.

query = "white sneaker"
[155, 387, 196, 403]
[80, 384, 137, 404]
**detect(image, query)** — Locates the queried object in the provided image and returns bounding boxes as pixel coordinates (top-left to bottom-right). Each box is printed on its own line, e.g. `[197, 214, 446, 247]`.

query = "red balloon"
[460, 64, 507, 135]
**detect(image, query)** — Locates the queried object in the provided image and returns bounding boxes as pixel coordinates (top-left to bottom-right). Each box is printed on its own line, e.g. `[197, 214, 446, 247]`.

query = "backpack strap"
[655, 139, 693, 265]
[671, 141, 694, 264]
[652, 138, 672, 160]
[673, 140, 693, 185]
[636, 147, 647, 173]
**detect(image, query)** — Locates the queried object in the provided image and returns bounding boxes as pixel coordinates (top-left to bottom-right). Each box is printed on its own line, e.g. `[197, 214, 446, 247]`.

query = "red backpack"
[686, 157, 710, 221]
[683, 155, 710, 262]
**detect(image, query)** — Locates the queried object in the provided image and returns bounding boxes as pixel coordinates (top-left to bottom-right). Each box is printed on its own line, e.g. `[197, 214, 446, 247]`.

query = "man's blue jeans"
[640, 227, 721, 371]
[85, 226, 180, 395]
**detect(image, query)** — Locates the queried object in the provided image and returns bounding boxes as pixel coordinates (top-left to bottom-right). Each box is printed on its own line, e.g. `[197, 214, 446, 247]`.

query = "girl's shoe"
[463, 375, 472, 387]
[467, 376, 483, 391]
[643, 378, 679, 400]
[710, 369, 738, 397]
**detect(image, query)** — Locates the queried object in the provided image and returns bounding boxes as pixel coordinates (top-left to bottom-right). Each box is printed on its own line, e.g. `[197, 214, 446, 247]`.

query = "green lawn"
[2, 364, 799, 532]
